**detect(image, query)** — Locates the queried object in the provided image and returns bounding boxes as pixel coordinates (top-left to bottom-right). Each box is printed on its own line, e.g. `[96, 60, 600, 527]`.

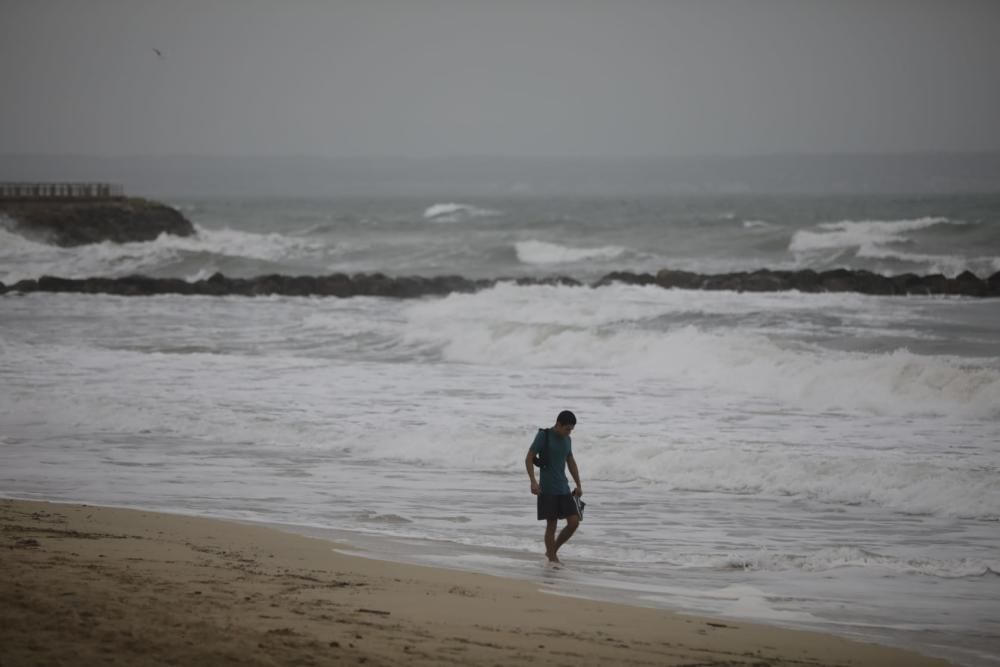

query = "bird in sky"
[152, 48, 163, 58]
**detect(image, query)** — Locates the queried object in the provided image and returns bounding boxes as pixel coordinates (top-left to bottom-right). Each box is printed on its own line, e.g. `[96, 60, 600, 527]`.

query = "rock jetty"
[2, 268, 998, 298]
[0, 198, 194, 246]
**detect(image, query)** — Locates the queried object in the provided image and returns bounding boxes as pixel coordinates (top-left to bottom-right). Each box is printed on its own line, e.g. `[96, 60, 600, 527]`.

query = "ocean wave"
[423, 202, 502, 222]
[789, 216, 958, 254]
[855, 245, 1000, 277]
[595, 442, 999, 520]
[786, 217, 997, 276]
[515, 240, 627, 265]
[742, 219, 772, 229]
[360, 415, 999, 519]
[291, 222, 337, 236]
[403, 284, 1000, 419]
[0, 224, 325, 283]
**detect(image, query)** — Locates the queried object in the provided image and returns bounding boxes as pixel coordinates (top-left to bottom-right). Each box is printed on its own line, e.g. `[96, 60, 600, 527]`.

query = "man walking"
[525, 410, 582, 564]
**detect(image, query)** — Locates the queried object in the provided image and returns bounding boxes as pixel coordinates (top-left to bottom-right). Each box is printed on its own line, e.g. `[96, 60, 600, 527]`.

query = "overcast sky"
[1, 0, 998, 158]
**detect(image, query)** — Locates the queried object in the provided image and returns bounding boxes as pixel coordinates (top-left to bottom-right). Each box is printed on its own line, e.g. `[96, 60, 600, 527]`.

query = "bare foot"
[546, 551, 561, 564]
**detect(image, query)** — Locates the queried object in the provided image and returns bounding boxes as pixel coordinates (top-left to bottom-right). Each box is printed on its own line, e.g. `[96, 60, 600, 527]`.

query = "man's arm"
[525, 449, 540, 495]
[567, 455, 582, 496]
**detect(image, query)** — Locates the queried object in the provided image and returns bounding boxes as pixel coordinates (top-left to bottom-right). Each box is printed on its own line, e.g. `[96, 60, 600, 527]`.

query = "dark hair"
[556, 410, 577, 426]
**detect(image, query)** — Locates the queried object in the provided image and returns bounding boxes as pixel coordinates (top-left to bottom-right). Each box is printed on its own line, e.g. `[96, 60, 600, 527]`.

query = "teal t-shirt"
[531, 428, 573, 495]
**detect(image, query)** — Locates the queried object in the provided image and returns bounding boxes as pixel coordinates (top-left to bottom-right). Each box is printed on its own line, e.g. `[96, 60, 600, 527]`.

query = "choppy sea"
[2, 195, 998, 666]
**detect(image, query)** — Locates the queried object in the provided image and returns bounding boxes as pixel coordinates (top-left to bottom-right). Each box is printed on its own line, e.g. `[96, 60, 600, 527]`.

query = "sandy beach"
[0, 498, 951, 666]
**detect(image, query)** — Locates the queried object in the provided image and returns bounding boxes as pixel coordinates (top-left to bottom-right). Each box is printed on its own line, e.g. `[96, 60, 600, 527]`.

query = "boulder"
[917, 274, 949, 295]
[890, 273, 923, 295]
[818, 269, 857, 292]
[987, 271, 1000, 297]
[786, 270, 823, 293]
[742, 269, 792, 292]
[11, 279, 38, 292]
[593, 271, 656, 287]
[946, 270, 987, 297]
[850, 270, 896, 295]
[654, 269, 703, 290]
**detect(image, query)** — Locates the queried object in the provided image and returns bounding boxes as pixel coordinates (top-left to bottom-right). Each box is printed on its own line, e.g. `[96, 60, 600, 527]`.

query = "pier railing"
[0, 182, 124, 201]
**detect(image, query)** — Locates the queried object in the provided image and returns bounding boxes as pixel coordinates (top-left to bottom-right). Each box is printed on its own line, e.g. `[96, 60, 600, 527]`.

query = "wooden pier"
[0, 182, 124, 201]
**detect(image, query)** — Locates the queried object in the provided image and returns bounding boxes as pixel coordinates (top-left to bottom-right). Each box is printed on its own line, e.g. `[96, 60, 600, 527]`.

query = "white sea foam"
[789, 217, 956, 253]
[742, 219, 772, 229]
[579, 439, 1000, 520]
[402, 284, 1000, 419]
[0, 225, 325, 283]
[786, 218, 986, 275]
[360, 429, 1000, 519]
[515, 240, 627, 265]
[681, 547, 999, 578]
[423, 202, 501, 222]
[5, 331, 995, 522]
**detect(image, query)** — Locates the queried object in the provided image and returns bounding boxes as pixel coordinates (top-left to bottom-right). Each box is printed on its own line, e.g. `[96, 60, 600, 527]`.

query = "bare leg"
[544, 519, 559, 562]
[554, 514, 580, 555]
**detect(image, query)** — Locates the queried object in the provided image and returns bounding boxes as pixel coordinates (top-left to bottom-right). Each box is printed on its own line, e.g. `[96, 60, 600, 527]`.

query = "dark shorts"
[537, 493, 579, 521]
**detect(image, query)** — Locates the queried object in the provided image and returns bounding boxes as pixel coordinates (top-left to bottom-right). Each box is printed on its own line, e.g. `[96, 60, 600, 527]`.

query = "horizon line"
[5, 151, 1000, 161]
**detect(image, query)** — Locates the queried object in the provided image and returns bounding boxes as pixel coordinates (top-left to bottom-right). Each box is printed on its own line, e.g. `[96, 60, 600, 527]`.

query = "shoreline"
[0, 498, 952, 666]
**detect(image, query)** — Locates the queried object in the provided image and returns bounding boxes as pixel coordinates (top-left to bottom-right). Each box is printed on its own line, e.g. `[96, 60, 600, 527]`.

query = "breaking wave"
[515, 240, 627, 265]
[423, 202, 502, 222]
[0, 225, 326, 284]
[787, 217, 1000, 276]
[402, 283, 1000, 419]
[789, 217, 958, 254]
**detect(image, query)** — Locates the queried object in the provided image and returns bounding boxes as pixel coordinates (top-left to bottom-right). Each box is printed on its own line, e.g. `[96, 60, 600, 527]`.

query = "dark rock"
[918, 274, 950, 295]
[818, 269, 857, 292]
[8, 267, 999, 299]
[315, 273, 354, 297]
[1, 198, 195, 246]
[11, 279, 38, 293]
[593, 271, 656, 287]
[987, 271, 1000, 296]
[38, 275, 85, 292]
[654, 269, 703, 290]
[198, 273, 243, 296]
[742, 270, 791, 292]
[116, 275, 194, 296]
[947, 270, 987, 297]
[426, 275, 479, 295]
[850, 270, 896, 295]
[701, 273, 747, 291]
[514, 275, 582, 288]
[890, 273, 924, 295]
[786, 269, 823, 293]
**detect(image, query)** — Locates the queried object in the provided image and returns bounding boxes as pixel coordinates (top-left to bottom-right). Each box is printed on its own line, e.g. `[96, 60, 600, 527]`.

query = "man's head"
[553, 410, 576, 436]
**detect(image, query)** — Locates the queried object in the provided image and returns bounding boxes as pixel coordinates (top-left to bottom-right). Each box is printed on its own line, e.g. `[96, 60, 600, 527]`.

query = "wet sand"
[0, 498, 951, 666]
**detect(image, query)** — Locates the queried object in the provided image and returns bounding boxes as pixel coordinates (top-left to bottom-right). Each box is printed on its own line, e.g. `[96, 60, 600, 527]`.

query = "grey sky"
[1, 0, 998, 158]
